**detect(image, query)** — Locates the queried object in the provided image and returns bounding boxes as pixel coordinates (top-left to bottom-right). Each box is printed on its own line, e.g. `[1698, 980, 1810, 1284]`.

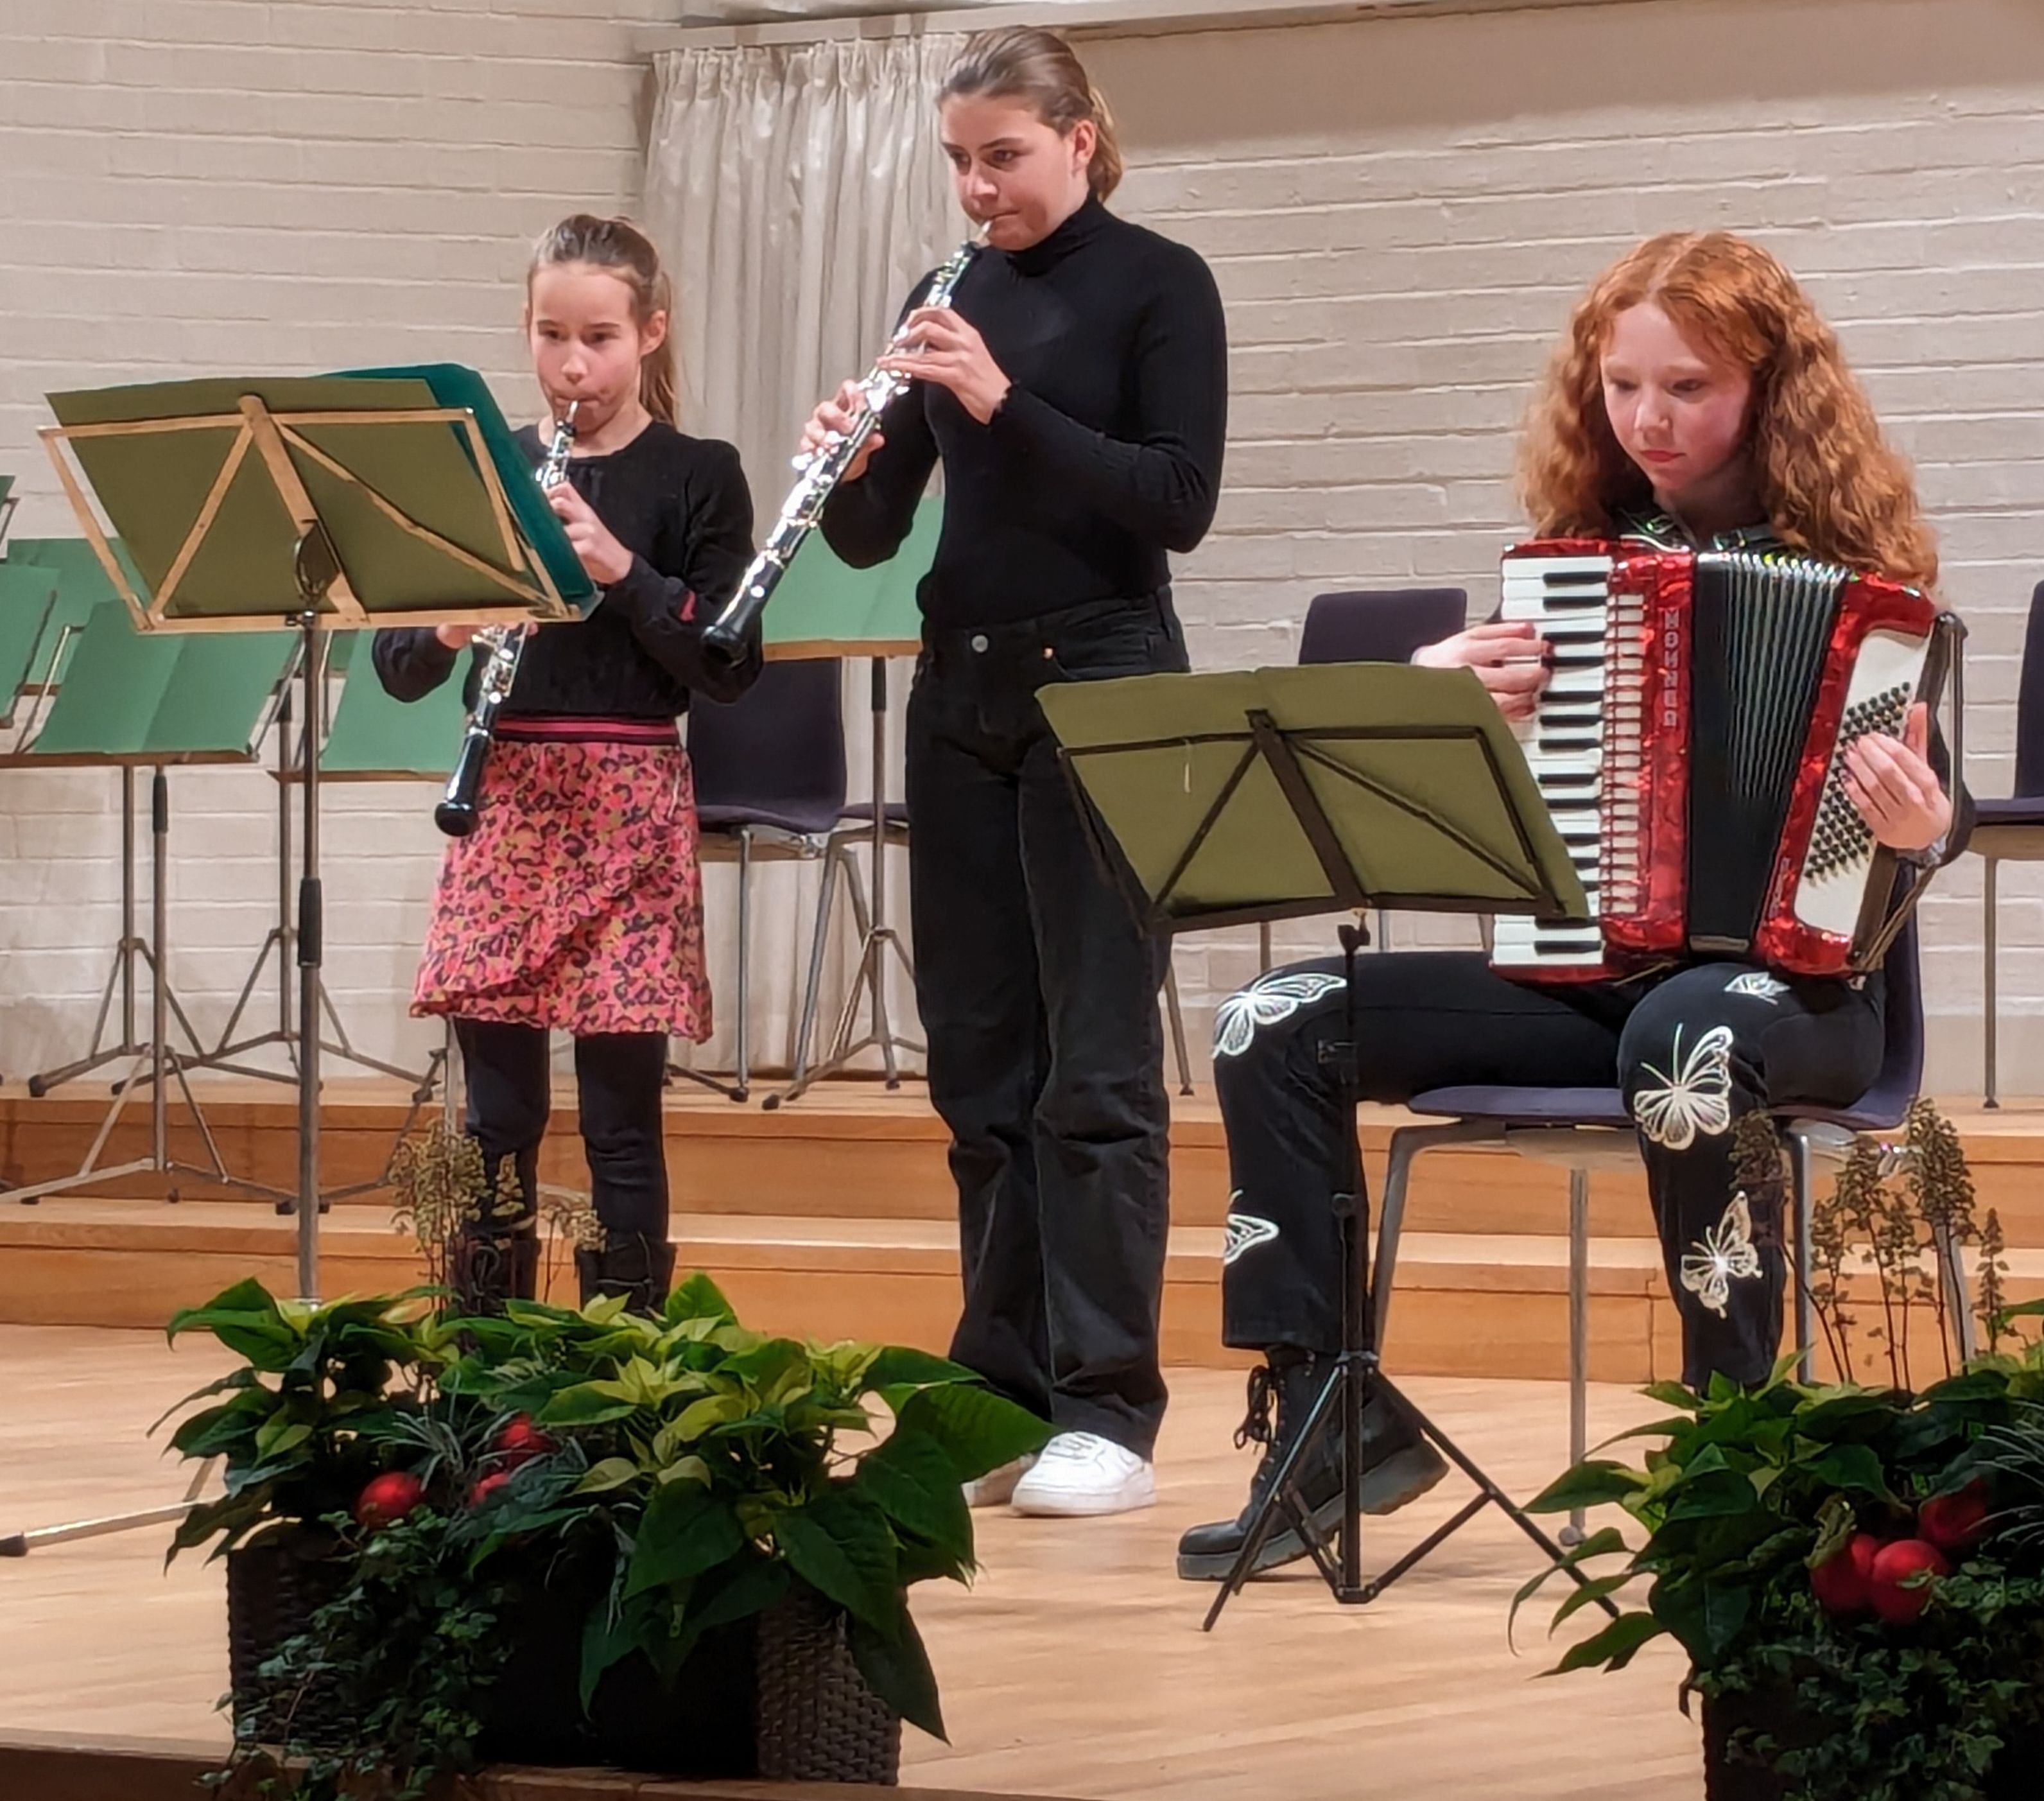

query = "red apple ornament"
[353, 1471, 425, 1531]
[1810, 1531, 1882, 1618]
[1868, 1538, 1949, 1624]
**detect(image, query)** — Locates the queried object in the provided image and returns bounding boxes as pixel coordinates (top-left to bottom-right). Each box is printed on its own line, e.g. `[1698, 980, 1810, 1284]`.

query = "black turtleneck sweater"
[819, 195, 1229, 629]
[372, 419, 759, 718]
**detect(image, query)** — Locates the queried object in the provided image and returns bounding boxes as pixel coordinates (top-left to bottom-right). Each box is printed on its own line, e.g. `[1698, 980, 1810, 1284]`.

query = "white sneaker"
[1009, 1431, 1155, 1517]
[962, 1454, 1035, 1509]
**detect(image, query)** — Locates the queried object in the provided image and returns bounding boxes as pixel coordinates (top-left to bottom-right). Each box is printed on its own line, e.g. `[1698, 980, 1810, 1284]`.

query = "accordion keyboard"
[1490, 551, 1619, 973]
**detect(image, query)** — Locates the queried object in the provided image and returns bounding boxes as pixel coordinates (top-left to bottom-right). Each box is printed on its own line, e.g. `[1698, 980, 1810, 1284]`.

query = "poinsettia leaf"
[849, 1608, 944, 1741]
[1641, 1381, 1706, 1410]
[1524, 1461, 1649, 1515]
[664, 1271, 736, 1328]
[537, 1385, 639, 1427]
[860, 1347, 979, 1398]
[1543, 1610, 1665, 1675]
[575, 1457, 641, 1495]
[579, 1597, 645, 1714]
[1550, 1572, 1636, 1632]
[775, 1492, 900, 1633]
[854, 1427, 973, 1567]
[655, 1556, 792, 1678]
[1507, 1526, 1629, 1644]
[890, 1384, 1049, 1484]
[1803, 1442, 1894, 1501]
[625, 1486, 743, 1598]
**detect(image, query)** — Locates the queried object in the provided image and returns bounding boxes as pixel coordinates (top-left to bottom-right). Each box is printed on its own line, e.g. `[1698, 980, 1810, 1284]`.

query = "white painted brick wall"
[1081, 0, 2044, 1093]
[4, 0, 2043, 1096]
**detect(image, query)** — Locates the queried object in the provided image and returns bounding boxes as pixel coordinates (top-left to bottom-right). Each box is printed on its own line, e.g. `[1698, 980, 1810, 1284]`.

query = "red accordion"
[1490, 541, 1956, 982]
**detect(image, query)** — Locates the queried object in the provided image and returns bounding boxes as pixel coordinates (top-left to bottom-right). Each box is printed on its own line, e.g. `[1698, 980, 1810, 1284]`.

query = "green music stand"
[40, 370, 592, 1298]
[0, 564, 60, 729]
[752, 503, 932, 1109]
[0, 474, 16, 550]
[0, 600, 299, 1202]
[1039, 661, 1594, 1629]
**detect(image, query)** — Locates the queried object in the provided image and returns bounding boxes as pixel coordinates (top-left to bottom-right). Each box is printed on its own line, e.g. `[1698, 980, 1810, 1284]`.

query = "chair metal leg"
[1984, 855, 2000, 1109]
[1258, 920, 1272, 974]
[1373, 1120, 1505, 1348]
[733, 828, 752, 1102]
[1565, 1167, 1590, 1545]
[781, 834, 846, 1095]
[1163, 961, 1193, 1097]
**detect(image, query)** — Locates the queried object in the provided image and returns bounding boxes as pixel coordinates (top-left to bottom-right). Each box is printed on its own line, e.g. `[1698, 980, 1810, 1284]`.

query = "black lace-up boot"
[1175, 1348, 1448, 1580]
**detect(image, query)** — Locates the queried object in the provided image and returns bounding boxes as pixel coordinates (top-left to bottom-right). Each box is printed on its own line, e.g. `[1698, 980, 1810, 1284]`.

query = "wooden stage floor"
[0, 1325, 1706, 1801]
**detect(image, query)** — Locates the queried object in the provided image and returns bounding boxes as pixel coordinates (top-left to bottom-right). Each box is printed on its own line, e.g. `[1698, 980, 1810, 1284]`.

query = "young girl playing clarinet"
[1177, 230, 1970, 1580]
[376, 214, 759, 1314]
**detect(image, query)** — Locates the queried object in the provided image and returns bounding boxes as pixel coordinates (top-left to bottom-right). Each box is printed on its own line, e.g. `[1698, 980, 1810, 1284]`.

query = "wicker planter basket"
[224, 1531, 901, 1783]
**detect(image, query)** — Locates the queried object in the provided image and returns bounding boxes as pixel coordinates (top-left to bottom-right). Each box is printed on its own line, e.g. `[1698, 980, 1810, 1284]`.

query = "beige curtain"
[643, 36, 965, 1079]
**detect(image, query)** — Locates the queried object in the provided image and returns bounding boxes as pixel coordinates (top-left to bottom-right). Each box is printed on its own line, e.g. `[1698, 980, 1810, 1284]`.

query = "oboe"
[435, 401, 578, 839]
[698, 236, 983, 669]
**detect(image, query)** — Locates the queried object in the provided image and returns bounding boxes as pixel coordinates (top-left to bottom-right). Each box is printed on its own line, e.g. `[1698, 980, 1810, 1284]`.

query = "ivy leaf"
[625, 1486, 743, 1598]
[849, 1608, 944, 1741]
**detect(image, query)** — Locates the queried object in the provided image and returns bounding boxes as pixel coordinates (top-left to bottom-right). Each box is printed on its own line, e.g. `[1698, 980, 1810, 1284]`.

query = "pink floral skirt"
[413, 724, 710, 1041]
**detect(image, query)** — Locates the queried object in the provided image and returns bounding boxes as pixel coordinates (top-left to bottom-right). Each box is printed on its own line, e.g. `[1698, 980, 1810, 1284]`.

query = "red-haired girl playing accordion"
[1178, 231, 1971, 1582]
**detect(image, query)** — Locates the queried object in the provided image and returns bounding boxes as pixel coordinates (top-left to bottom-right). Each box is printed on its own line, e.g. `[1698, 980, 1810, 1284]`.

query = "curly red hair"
[1518, 232, 1937, 590]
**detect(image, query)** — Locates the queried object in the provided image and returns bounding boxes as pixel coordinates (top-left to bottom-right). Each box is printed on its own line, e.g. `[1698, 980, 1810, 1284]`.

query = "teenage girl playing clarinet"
[375, 214, 759, 1314]
[1177, 230, 1970, 1581]
[800, 28, 1229, 1518]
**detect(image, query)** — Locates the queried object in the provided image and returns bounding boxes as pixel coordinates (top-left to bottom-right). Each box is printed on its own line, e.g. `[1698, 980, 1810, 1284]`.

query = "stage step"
[0, 1730, 1070, 1801]
[9, 1081, 2044, 1245]
[5, 1196, 2040, 1387]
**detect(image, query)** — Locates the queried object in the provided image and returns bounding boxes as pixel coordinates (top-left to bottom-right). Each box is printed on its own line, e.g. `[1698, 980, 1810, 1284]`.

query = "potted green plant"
[1514, 1102, 2044, 1800]
[163, 1271, 1049, 1798]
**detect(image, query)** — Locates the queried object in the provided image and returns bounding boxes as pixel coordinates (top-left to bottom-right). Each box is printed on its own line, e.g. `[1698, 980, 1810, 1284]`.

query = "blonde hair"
[940, 26, 1124, 201]
[528, 214, 679, 427]
[1518, 231, 1936, 589]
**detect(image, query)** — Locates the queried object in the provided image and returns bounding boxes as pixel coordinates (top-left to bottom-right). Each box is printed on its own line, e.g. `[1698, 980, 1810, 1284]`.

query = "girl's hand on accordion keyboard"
[435, 623, 479, 651]
[548, 482, 634, 586]
[1843, 701, 1952, 853]
[1411, 620, 1550, 721]
[800, 381, 883, 483]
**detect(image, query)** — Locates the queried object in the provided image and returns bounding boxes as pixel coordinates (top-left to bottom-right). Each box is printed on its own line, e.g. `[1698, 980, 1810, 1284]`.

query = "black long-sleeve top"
[372, 419, 759, 717]
[819, 195, 1229, 629]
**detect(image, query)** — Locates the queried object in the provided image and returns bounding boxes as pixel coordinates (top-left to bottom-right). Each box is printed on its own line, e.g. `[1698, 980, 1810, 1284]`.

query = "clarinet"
[698, 236, 983, 669]
[434, 401, 579, 839]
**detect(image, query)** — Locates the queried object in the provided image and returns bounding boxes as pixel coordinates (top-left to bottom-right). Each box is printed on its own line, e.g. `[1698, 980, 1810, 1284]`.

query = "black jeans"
[905, 593, 1190, 1457]
[1214, 953, 1884, 1389]
[455, 1021, 671, 1297]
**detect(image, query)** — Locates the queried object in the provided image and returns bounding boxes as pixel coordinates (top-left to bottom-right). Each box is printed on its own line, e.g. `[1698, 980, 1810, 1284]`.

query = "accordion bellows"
[1491, 541, 1956, 982]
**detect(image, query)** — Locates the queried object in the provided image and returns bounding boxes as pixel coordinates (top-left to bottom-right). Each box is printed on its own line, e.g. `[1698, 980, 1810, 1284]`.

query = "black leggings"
[1214, 952, 1884, 1388]
[455, 1020, 670, 1277]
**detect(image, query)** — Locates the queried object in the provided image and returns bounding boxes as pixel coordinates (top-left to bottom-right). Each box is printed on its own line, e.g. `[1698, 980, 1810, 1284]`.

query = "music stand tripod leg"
[1202, 924, 1617, 1629]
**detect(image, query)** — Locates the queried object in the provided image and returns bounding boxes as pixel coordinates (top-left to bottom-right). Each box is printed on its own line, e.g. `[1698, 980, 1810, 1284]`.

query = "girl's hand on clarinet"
[1412, 620, 1550, 722]
[1843, 700, 1952, 853]
[548, 483, 634, 586]
[435, 624, 479, 650]
[878, 309, 1011, 424]
[800, 381, 883, 482]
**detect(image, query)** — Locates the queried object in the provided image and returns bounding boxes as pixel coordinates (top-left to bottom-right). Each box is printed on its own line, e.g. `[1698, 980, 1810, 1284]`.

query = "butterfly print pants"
[1213, 952, 1882, 1389]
